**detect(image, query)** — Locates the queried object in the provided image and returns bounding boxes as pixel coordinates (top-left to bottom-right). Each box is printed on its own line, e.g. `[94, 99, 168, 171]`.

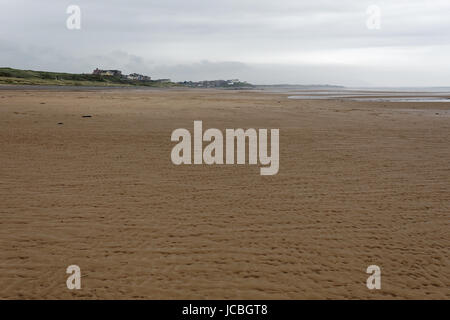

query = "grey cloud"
[1, 0, 449, 86]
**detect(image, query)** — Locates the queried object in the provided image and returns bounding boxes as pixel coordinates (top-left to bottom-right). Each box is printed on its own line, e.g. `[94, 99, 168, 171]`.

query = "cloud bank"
[1, 0, 450, 86]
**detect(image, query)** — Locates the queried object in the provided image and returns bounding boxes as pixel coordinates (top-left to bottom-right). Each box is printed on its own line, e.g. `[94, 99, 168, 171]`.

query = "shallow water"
[348, 97, 450, 102]
[287, 89, 450, 102]
[288, 95, 450, 102]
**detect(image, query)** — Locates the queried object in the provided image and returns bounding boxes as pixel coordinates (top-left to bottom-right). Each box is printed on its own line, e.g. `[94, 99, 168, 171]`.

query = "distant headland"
[0, 67, 343, 89]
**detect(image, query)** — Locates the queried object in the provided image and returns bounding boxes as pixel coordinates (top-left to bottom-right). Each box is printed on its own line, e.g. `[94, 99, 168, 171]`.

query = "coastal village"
[92, 68, 168, 83]
[92, 68, 250, 88]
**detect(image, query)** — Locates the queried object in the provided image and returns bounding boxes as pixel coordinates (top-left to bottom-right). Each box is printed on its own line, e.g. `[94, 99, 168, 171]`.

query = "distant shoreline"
[0, 67, 253, 89]
[0, 84, 177, 91]
[0, 84, 255, 91]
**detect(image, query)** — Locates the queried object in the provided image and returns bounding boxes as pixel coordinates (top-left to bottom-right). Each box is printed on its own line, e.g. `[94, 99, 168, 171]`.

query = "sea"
[282, 87, 450, 102]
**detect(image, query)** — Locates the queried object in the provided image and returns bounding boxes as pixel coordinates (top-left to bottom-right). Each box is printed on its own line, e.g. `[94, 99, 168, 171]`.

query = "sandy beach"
[0, 88, 448, 299]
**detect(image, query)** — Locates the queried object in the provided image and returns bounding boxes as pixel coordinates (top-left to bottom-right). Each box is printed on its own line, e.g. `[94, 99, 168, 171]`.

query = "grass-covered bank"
[0, 67, 179, 87]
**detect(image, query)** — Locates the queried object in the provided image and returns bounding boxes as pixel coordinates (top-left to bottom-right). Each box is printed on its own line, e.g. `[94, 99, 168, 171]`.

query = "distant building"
[227, 79, 239, 85]
[155, 79, 171, 83]
[127, 73, 151, 81]
[177, 79, 250, 88]
[92, 68, 122, 77]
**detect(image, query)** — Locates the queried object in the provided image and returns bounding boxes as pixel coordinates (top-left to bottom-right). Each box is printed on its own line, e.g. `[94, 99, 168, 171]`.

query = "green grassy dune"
[0, 67, 178, 87]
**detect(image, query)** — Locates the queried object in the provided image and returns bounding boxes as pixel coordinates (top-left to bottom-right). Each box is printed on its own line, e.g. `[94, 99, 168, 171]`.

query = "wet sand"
[0, 88, 449, 299]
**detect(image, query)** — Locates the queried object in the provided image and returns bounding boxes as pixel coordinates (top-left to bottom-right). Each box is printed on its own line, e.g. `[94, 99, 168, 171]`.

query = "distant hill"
[1, 67, 341, 89]
[0, 67, 178, 87]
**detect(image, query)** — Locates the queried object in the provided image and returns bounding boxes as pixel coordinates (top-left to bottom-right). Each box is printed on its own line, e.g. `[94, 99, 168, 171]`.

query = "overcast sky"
[1, 0, 450, 86]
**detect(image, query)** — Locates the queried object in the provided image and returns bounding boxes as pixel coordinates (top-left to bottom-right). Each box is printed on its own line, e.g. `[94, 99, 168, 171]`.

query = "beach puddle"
[348, 97, 450, 102]
[288, 92, 450, 103]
